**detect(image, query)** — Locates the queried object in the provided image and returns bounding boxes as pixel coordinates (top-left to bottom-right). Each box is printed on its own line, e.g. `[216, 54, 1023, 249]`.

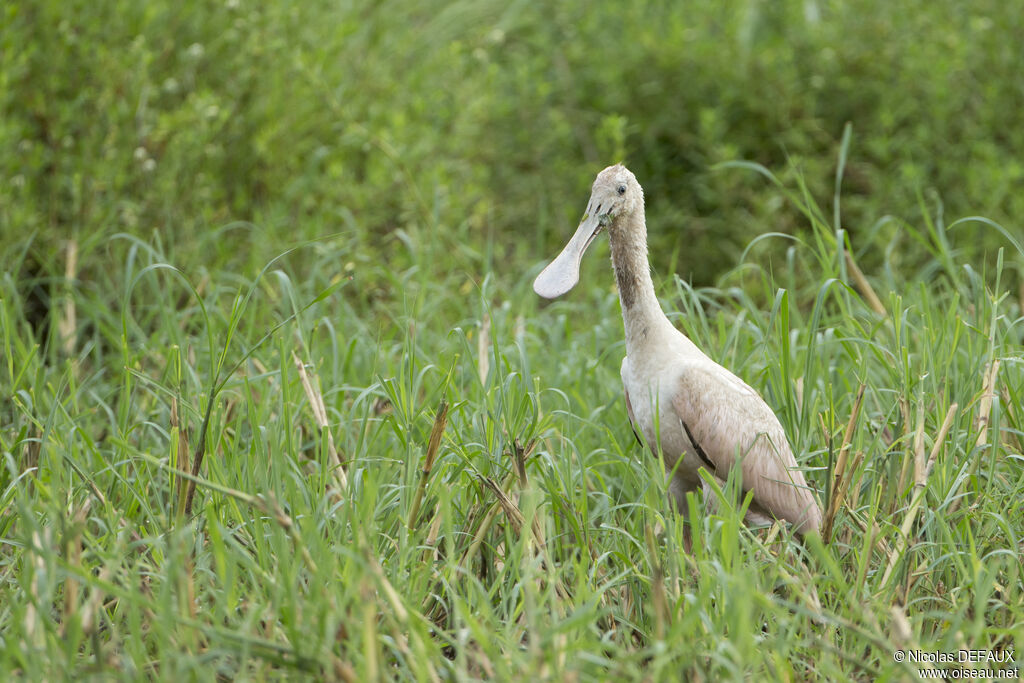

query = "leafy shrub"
[2, 0, 1021, 288]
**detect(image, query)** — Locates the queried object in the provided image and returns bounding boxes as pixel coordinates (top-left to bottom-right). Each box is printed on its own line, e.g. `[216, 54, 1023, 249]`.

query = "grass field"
[3, 1, 1023, 680]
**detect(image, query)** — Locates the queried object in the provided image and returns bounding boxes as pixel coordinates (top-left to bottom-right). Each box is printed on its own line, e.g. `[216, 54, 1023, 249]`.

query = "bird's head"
[533, 164, 643, 298]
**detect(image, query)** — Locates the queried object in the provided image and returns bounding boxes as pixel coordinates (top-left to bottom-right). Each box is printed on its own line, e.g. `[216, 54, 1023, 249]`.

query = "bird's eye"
[617, 185, 626, 195]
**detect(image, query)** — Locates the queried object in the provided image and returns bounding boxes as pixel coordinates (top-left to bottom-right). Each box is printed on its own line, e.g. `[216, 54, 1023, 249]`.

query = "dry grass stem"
[422, 505, 443, 563]
[974, 359, 1000, 449]
[879, 403, 958, 589]
[845, 251, 887, 316]
[848, 514, 895, 564]
[512, 438, 534, 489]
[823, 383, 865, 541]
[292, 351, 348, 491]
[912, 402, 927, 492]
[366, 555, 409, 623]
[171, 397, 191, 517]
[948, 359, 1001, 515]
[266, 495, 319, 574]
[478, 312, 491, 384]
[59, 239, 78, 355]
[480, 476, 527, 536]
[644, 524, 668, 640]
[79, 565, 114, 636]
[896, 399, 914, 494]
[407, 400, 449, 528]
[24, 530, 47, 649]
[458, 497, 504, 572]
[61, 499, 92, 635]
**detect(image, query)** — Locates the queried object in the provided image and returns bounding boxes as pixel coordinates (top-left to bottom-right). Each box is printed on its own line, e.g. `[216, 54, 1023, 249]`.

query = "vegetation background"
[2, 0, 1021, 680]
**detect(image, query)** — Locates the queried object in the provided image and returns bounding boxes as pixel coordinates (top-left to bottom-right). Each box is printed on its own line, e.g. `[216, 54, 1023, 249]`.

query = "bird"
[534, 164, 822, 537]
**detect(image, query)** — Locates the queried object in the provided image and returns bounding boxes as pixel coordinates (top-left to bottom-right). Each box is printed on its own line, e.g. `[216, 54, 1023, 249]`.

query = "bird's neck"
[609, 210, 670, 350]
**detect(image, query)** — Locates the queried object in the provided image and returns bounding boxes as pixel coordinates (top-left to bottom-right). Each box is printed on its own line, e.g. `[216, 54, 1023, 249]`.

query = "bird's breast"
[621, 352, 704, 484]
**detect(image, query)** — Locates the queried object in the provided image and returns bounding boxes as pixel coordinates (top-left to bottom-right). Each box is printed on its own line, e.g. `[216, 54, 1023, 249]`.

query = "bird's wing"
[621, 357, 644, 448]
[670, 364, 821, 533]
[623, 387, 644, 448]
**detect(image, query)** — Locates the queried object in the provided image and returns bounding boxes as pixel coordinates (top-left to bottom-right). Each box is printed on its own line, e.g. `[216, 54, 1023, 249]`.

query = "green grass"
[3, 0, 1024, 679]
[1, 159, 1022, 680]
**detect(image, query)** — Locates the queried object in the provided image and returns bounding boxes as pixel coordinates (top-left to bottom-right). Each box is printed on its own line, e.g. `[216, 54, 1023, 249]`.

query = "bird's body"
[535, 164, 821, 535]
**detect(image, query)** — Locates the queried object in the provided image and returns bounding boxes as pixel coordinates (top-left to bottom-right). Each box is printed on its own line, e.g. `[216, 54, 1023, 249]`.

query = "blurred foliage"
[2, 0, 1022, 288]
